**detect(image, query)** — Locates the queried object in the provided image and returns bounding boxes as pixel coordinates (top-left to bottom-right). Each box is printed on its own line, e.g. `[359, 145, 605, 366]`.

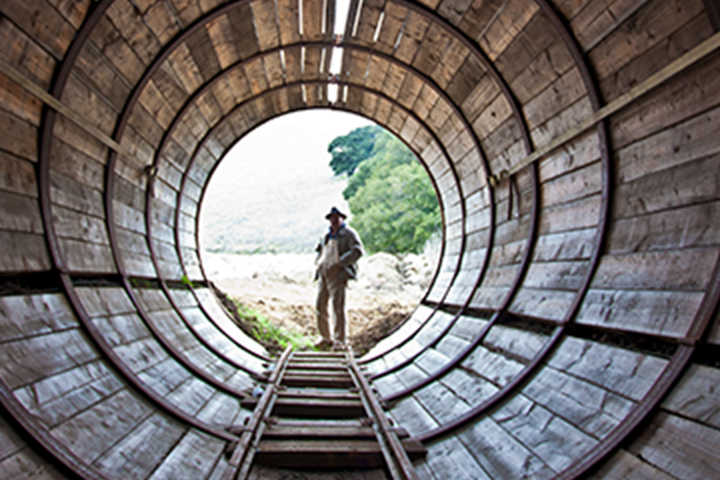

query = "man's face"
[328, 213, 343, 229]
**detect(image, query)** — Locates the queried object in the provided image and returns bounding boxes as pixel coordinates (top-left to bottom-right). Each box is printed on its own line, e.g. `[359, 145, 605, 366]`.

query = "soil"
[204, 251, 436, 355]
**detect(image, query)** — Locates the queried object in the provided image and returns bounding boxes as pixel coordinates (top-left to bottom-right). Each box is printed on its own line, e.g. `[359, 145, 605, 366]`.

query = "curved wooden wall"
[0, 0, 719, 478]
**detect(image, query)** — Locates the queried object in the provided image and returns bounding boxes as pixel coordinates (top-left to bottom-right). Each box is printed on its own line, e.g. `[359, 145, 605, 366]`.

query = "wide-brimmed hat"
[325, 206, 347, 219]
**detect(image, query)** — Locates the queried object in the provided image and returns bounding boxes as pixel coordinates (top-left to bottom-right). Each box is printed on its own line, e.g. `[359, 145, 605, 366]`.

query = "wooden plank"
[576, 289, 706, 338]
[0, 329, 98, 389]
[148, 429, 225, 479]
[415, 381, 472, 423]
[493, 395, 597, 473]
[458, 417, 555, 479]
[14, 362, 123, 429]
[615, 103, 720, 186]
[375, 3, 407, 56]
[48, 389, 152, 462]
[599, 12, 712, 103]
[590, 248, 717, 291]
[503, 28, 720, 179]
[277, 0, 301, 46]
[628, 412, 720, 479]
[252, 0, 280, 51]
[0, 231, 51, 272]
[588, 0, 705, 82]
[0, 0, 77, 60]
[388, 396, 439, 437]
[0, 293, 76, 342]
[301, 0, 325, 41]
[393, 10, 431, 65]
[0, 16, 56, 90]
[440, 368, 499, 406]
[586, 448, 676, 480]
[524, 365, 635, 439]
[661, 364, 720, 428]
[422, 436, 492, 480]
[185, 25, 222, 83]
[0, 102, 38, 161]
[94, 413, 186, 479]
[105, 0, 163, 65]
[0, 191, 43, 234]
[478, 0, 539, 61]
[495, 11, 564, 86]
[461, 344, 525, 387]
[548, 336, 668, 401]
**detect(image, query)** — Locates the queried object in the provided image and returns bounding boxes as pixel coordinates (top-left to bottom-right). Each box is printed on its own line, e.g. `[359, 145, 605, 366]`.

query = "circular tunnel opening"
[198, 109, 443, 354]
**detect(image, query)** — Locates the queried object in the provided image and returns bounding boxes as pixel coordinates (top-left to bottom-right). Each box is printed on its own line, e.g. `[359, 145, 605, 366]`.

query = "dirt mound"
[205, 251, 435, 354]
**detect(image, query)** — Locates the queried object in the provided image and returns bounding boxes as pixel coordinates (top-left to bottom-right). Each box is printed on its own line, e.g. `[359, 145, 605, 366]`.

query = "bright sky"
[199, 110, 373, 253]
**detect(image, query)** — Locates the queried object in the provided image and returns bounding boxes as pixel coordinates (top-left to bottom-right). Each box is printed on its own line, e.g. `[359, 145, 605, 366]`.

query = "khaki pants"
[316, 271, 347, 343]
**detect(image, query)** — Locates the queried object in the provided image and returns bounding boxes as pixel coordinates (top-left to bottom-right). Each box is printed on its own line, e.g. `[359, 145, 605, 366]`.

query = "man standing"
[315, 207, 363, 349]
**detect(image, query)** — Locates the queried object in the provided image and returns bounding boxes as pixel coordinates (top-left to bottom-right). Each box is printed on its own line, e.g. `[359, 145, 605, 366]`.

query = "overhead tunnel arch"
[0, 0, 719, 478]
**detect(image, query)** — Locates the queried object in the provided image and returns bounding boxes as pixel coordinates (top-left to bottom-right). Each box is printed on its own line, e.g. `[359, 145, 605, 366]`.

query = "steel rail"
[348, 350, 420, 480]
[222, 346, 293, 480]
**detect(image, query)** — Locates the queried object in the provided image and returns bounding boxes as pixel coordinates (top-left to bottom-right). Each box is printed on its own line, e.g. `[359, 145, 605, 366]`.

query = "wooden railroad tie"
[228, 349, 426, 478]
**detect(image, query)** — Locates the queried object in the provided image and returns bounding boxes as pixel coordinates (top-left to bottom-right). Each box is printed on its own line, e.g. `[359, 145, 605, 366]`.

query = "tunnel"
[1, 0, 719, 478]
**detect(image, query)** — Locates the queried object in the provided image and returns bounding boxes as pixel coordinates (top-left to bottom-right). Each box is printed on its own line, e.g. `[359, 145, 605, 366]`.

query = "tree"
[329, 128, 441, 254]
[328, 125, 383, 176]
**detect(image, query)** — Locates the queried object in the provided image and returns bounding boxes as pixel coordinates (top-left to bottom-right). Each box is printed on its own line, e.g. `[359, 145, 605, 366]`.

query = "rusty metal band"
[120, 276, 252, 399]
[348, 350, 420, 480]
[415, 0, 611, 442]
[167, 73, 468, 361]
[221, 346, 293, 480]
[134, 37, 488, 367]
[60, 273, 237, 442]
[33, 0, 242, 475]
[0, 376, 109, 480]
[380, 162, 539, 402]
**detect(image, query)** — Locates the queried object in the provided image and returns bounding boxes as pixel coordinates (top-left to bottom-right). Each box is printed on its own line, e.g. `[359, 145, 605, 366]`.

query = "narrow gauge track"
[222, 348, 426, 479]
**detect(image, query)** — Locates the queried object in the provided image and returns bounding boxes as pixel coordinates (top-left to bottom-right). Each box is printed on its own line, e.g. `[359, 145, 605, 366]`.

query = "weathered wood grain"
[493, 395, 597, 473]
[50, 388, 153, 462]
[458, 416, 555, 479]
[586, 448, 676, 480]
[462, 344, 525, 387]
[0, 329, 99, 390]
[388, 396, 440, 437]
[576, 289, 705, 338]
[1, 0, 77, 60]
[548, 336, 668, 401]
[416, 381, 473, 423]
[588, 0, 705, 82]
[105, 0, 163, 66]
[628, 412, 720, 479]
[524, 365, 636, 439]
[478, 0, 539, 62]
[0, 294, 76, 342]
[93, 413, 186, 479]
[15, 361, 123, 428]
[422, 435, 492, 480]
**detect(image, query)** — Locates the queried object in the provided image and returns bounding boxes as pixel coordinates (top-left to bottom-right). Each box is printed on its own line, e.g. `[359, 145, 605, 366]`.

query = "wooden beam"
[492, 30, 720, 184]
[0, 58, 131, 158]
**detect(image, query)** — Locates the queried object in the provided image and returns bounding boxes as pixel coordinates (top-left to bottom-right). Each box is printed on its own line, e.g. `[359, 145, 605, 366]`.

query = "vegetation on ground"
[211, 283, 315, 354]
[328, 125, 441, 254]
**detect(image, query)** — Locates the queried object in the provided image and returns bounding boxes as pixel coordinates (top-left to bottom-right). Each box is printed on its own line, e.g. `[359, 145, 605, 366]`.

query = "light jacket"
[316, 224, 363, 281]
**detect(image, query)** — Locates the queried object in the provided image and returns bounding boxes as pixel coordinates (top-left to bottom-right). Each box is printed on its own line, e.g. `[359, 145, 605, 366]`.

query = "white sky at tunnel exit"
[198, 110, 373, 255]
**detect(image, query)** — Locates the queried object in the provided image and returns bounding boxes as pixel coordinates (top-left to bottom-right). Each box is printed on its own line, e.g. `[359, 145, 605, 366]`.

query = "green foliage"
[232, 300, 315, 353]
[328, 125, 384, 176]
[334, 129, 441, 254]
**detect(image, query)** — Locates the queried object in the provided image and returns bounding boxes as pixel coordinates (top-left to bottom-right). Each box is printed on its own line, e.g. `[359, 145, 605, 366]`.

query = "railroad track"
[222, 347, 426, 479]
